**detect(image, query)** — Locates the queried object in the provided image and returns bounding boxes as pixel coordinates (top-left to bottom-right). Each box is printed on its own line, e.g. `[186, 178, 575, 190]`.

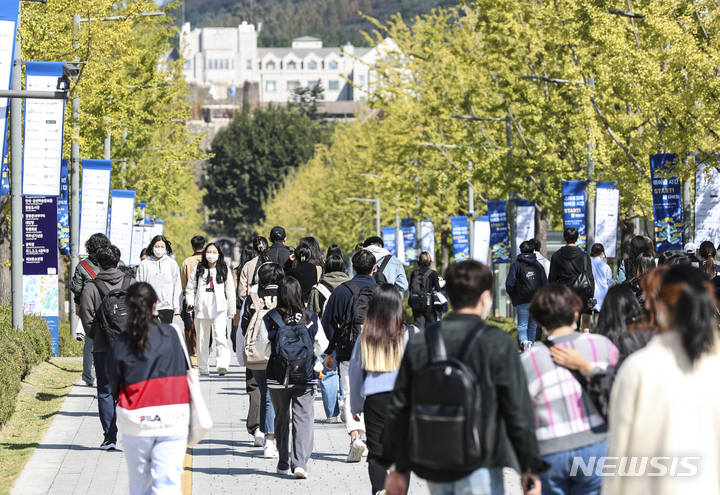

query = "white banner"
[695, 162, 720, 247]
[109, 190, 135, 265]
[129, 223, 145, 266]
[0, 19, 15, 162]
[595, 182, 620, 258]
[473, 217, 491, 265]
[515, 200, 535, 256]
[420, 220, 435, 261]
[78, 160, 111, 256]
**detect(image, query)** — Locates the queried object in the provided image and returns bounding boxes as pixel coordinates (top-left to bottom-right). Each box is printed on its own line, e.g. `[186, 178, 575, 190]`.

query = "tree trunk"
[534, 204, 549, 257]
[440, 226, 450, 277]
[0, 198, 10, 305]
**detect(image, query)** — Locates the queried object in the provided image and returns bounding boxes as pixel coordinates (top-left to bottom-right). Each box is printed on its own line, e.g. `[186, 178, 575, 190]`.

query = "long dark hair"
[258, 262, 284, 290]
[147, 235, 173, 256]
[360, 284, 405, 372]
[327, 244, 343, 258]
[299, 236, 323, 266]
[595, 285, 643, 349]
[240, 246, 255, 268]
[630, 252, 656, 282]
[624, 235, 649, 277]
[195, 242, 228, 284]
[276, 276, 308, 324]
[699, 241, 717, 278]
[125, 282, 162, 353]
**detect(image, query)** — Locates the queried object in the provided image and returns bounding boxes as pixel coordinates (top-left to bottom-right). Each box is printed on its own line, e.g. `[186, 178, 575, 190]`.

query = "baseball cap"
[684, 242, 697, 254]
[270, 226, 286, 241]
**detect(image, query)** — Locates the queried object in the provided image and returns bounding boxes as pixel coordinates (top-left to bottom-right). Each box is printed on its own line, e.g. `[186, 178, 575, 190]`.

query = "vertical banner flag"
[1, 155, 8, 196]
[382, 226, 396, 256]
[109, 190, 135, 265]
[515, 200, 535, 255]
[450, 216, 470, 262]
[420, 220, 435, 260]
[23, 196, 59, 356]
[595, 182, 620, 258]
[650, 154, 683, 251]
[58, 160, 69, 255]
[694, 161, 720, 247]
[79, 159, 112, 256]
[0, 0, 20, 168]
[22, 62, 67, 196]
[487, 200, 511, 264]
[473, 216, 491, 265]
[561, 180, 587, 251]
[129, 222, 145, 266]
[401, 218, 417, 263]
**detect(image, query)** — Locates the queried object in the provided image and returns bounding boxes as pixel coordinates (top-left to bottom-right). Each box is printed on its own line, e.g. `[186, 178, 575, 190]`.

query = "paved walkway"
[11, 358, 523, 495]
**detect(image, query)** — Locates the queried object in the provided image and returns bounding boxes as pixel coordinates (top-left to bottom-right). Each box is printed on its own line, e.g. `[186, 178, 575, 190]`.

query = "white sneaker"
[361, 440, 368, 457]
[253, 430, 265, 447]
[339, 401, 346, 423]
[346, 438, 366, 463]
[326, 416, 340, 424]
[522, 341, 534, 351]
[264, 439, 278, 458]
[199, 368, 210, 376]
[293, 467, 308, 479]
[276, 467, 289, 475]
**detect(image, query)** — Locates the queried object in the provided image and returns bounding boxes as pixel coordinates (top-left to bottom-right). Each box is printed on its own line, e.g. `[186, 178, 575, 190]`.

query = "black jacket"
[266, 242, 292, 271]
[80, 268, 133, 353]
[409, 267, 442, 303]
[380, 312, 547, 482]
[286, 263, 320, 304]
[505, 253, 549, 306]
[548, 245, 594, 295]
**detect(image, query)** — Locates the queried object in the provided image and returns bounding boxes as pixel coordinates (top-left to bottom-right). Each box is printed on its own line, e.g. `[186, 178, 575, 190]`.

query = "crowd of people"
[69, 225, 720, 495]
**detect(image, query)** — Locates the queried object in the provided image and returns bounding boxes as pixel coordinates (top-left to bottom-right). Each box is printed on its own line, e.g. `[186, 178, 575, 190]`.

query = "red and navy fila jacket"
[107, 322, 190, 437]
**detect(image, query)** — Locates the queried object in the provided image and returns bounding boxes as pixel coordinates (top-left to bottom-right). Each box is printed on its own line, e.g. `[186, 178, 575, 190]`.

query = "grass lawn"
[0, 358, 82, 495]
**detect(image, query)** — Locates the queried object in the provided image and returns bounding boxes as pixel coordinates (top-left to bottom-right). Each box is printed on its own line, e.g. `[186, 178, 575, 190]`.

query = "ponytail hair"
[124, 282, 161, 354]
[253, 236, 269, 254]
[699, 241, 717, 279]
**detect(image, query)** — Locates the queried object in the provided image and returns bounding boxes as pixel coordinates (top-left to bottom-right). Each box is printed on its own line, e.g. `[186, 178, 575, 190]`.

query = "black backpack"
[409, 269, 432, 310]
[338, 281, 375, 350]
[372, 255, 392, 285]
[92, 276, 134, 344]
[268, 309, 316, 387]
[568, 254, 594, 301]
[515, 262, 543, 301]
[409, 323, 491, 471]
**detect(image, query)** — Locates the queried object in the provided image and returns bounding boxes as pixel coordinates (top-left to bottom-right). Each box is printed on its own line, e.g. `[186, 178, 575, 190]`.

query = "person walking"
[80, 245, 134, 450]
[531, 238, 551, 277]
[699, 240, 720, 300]
[256, 277, 329, 479]
[615, 235, 649, 284]
[107, 282, 190, 495]
[136, 235, 182, 324]
[407, 252, 442, 329]
[185, 243, 236, 376]
[180, 236, 206, 354]
[626, 252, 655, 309]
[524, 284, 618, 495]
[684, 242, 702, 267]
[602, 266, 720, 495]
[71, 232, 111, 387]
[286, 244, 322, 304]
[505, 240, 548, 350]
[238, 236, 270, 302]
[348, 284, 417, 495]
[266, 226, 293, 270]
[590, 243, 613, 320]
[381, 260, 545, 495]
[549, 228, 595, 330]
[363, 236, 408, 292]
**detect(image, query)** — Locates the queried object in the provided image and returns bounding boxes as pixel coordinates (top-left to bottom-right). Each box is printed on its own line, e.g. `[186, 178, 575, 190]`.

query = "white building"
[180, 22, 393, 104]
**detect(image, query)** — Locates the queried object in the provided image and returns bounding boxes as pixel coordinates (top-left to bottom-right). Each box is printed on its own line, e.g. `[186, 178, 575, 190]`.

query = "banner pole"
[10, 11, 23, 330]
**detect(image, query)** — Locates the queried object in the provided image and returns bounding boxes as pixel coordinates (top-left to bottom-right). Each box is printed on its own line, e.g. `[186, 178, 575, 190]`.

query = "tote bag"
[171, 324, 213, 446]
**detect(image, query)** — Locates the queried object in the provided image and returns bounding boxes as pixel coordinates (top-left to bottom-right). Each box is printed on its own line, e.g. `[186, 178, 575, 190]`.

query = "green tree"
[204, 105, 329, 242]
[290, 81, 326, 120]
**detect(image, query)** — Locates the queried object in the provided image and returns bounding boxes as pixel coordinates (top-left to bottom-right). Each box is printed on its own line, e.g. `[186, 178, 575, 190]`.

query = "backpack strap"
[457, 324, 490, 364]
[343, 280, 360, 296]
[93, 278, 111, 300]
[249, 291, 263, 311]
[120, 276, 133, 290]
[313, 282, 332, 301]
[378, 255, 392, 272]
[268, 308, 285, 329]
[80, 259, 98, 280]
[425, 322, 447, 363]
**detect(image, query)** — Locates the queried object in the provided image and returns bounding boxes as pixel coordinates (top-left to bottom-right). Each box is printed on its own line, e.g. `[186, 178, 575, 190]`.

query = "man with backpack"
[381, 260, 545, 495]
[408, 252, 443, 329]
[80, 245, 135, 451]
[363, 236, 408, 292]
[549, 228, 595, 322]
[506, 240, 549, 350]
[323, 250, 378, 462]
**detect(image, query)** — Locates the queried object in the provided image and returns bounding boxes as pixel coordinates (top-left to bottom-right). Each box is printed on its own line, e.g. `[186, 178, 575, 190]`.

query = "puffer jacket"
[136, 255, 182, 313]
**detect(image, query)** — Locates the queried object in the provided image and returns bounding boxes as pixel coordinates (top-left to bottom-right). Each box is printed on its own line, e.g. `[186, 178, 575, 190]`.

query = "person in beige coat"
[238, 236, 270, 302]
[186, 242, 236, 376]
[603, 266, 720, 495]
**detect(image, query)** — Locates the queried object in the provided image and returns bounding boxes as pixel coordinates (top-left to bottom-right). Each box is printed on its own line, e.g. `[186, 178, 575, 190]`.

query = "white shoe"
[264, 439, 278, 458]
[326, 416, 340, 424]
[361, 440, 368, 457]
[277, 467, 289, 475]
[293, 467, 308, 479]
[339, 402, 346, 423]
[253, 430, 265, 447]
[346, 438, 366, 463]
[199, 368, 210, 376]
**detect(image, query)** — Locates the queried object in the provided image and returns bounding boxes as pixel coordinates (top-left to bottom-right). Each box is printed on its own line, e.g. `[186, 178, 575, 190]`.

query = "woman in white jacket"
[136, 235, 182, 324]
[186, 243, 236, 376]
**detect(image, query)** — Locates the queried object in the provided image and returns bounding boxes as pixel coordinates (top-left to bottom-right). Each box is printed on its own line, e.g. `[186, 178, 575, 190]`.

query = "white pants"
[196, 312, 230, 372]
[339, 361, 365, 434]
[122, 435, 187, 495]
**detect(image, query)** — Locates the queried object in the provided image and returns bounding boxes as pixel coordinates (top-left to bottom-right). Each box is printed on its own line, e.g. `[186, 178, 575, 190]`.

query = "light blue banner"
[401, 218, 417, 263]
[382, 226, 396, 256]
[451, 216, 469, 262]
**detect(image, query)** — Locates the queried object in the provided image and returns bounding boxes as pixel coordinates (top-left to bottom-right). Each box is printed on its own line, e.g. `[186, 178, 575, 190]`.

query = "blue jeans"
[252, 369, 275, 434]
[317, 355, 340, 418]
[93, 351, 117, 441]
[122, 435, 187, 495]
[516, 303, 538, 343]
[82, 337, 94, 384]
[541, 440, 607, 495]
[428, 467, 504, 495]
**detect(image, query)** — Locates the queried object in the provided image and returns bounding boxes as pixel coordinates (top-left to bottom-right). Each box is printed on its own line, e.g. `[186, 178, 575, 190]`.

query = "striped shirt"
[520, 332, 619, 455]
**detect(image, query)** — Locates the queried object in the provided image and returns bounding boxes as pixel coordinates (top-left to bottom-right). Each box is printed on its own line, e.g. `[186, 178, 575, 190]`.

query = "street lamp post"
[346, 197, 381, 237]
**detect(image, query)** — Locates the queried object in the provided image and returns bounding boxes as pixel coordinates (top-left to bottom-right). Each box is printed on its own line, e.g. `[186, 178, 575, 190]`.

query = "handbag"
[171, 324, 213, 446]
[568, 254, 594, 301]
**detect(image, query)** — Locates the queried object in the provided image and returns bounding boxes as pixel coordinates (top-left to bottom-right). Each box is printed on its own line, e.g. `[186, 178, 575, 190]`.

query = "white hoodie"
[136, 255, 182, 313]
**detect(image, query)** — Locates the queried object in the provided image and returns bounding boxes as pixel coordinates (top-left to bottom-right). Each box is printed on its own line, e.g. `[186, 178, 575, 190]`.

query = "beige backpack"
[243, 292, 277, 370]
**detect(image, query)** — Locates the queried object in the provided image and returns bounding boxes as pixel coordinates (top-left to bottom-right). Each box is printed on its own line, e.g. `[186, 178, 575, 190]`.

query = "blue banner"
[488, 200, 511, 264]
[58, 159, 69, 255]
[23, 196, 58, 275]
[0, 0, 20, 171]
[451, 216, 470, 262]
[0, 154, 8, 196]
[650, 154, 683, 251]
[382, 226, 396, 256]
[561, 180, 587, 251]
[401, 218, 417, 263]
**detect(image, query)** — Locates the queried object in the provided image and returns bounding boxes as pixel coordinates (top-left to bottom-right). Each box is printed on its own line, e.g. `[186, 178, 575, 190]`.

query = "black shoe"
[100, 439, 117, 450]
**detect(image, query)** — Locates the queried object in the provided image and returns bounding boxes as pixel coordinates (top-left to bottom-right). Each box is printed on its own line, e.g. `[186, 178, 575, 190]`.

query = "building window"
[308, 80, 319, 88]
[358, 75, 365, 86]
[287, 61, 297, 70]
[329, 60, 338, 70]
[184, 60, 191, 70]
[225, 59, 229, 69]
[232, 60, 234, 69]
[308, 60, 317, 70]
[214, 59, 219, 69]
[287, 81, 299, 91]
[267, 61, 276, 70]
[266, 80, 276, 92]
[247, 59, 252, 70]
[329, 80, 339, 90]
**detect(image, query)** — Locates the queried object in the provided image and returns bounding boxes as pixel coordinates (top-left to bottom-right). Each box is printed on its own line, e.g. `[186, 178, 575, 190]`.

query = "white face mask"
[153, 248, 166, 259]
[206, 253, 219, 264]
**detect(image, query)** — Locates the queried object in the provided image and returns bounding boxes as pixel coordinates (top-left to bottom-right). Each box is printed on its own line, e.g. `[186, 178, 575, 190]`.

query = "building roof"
[292, 36, 322, 42]
[257, 47, 343, 58]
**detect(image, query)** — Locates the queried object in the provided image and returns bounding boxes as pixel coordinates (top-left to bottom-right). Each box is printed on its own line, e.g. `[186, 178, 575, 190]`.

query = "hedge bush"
[0, 305, 53, 427]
